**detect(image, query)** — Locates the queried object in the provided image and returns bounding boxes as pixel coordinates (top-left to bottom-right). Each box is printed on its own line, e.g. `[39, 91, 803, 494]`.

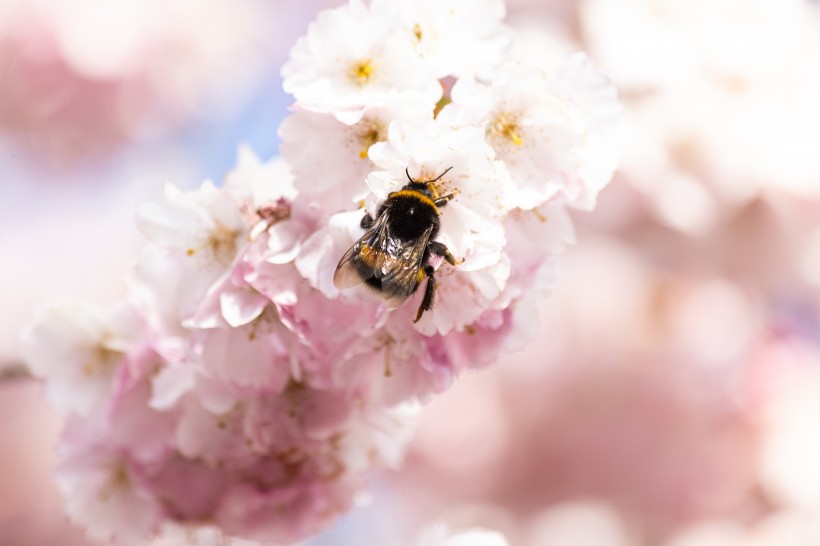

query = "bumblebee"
[333, 167, 461, 323]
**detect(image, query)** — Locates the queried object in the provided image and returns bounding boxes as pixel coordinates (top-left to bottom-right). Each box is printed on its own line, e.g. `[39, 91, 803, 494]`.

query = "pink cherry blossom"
[22, 0, 619, 543]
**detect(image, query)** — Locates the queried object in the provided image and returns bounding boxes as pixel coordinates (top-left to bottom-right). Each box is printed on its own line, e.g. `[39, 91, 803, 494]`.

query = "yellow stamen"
[354, 118, 385, 159]
[491, 113, 524, 146]
[413, 23, 423, 41]
[82, 343, 122, 377]
[350, 59, 375, 85]
[531, 208, 548, 223]
[97, 461, 131, 502]
[507, 128, 523, 146]
[186, 223, 240, 266]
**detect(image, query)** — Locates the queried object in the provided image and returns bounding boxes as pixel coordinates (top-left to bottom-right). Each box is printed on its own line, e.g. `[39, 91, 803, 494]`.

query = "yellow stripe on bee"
[416, 268, 426, 284]
[391, 190, 437, 210]
[359, 243, 378, 267]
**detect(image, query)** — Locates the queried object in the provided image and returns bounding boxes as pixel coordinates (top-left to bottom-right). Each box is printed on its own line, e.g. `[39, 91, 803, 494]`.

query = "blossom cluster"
[23, 0, 618, 543]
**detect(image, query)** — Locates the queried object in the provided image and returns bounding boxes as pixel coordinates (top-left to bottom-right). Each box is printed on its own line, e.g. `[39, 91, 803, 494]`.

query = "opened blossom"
[23, 0, 619, 543]
[24, 303, 142, 417]
[281, 0, 443, 125]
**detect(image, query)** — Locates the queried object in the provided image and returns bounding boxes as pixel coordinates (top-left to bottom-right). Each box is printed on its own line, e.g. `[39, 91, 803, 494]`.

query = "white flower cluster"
[23, 0, 619, 544]
[283, 0, 619, 337]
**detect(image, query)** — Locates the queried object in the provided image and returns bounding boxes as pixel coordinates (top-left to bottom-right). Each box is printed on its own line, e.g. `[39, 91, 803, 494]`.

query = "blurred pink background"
[2, 0, 820, 545]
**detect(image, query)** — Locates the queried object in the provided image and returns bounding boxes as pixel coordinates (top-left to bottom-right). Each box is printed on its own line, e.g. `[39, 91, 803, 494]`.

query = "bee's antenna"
[405, 167, 415, 183]
[430, 166, 454, 184]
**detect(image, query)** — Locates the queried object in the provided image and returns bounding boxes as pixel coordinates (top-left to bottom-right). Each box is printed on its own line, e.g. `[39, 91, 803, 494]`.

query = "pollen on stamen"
[350, 59, 375, 86]
[354, 118, 386, 158]
[413, 23, 422, 41]
[491, 112, 524, 146]
[81, 343, 123, 377]
[531, 208, 548, 223]
[184, 223, 239, 265]
[97, 460, 131, 503]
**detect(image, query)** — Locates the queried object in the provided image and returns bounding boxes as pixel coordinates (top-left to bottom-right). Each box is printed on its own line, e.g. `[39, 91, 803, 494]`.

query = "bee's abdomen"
[386, 193, 439, 240]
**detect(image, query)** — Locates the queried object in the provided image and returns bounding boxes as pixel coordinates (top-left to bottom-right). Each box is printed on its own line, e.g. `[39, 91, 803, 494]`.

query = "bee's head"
[403, 166, 454, 199]
[401, 180, 434, 198]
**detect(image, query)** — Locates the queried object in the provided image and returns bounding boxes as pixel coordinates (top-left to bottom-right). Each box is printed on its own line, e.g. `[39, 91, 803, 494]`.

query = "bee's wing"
[379, 225, 434, 309]
[333, 242, 368, 290]
[333, 212, 398, 290]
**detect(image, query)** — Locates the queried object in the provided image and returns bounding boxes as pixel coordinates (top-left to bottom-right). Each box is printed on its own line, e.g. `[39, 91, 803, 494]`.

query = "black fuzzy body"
[377, 192, 441, 243]
[334, 170, 459, 323]
[360, 187, 440, 294]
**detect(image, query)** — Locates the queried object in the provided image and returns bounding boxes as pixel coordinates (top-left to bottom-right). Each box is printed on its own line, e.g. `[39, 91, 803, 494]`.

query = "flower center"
[354, 118, 386, 158]
[490, 112, 524, 146]
[187, 223, 240, 266]
[247, 306, 280, 342]
[350, 59, 375, 85]
[97, 460, 131, 502]
[82, 342, 123, 377]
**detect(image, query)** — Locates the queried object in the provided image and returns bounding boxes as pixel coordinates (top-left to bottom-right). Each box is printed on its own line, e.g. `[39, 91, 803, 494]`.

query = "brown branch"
[0, 363, 33, 383]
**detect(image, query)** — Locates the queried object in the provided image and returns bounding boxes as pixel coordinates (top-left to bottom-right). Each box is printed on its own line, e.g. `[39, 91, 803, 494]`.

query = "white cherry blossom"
[394, 0, 510, 79]
[281, 0, 441, 124]
[367, 120, 510, 268]
[443, 53, 620, 210]
[55, 431, 161, 545]
[24, 302, 141, 416]
[136, 181, 247, 271]
[280, 102, 433, 214]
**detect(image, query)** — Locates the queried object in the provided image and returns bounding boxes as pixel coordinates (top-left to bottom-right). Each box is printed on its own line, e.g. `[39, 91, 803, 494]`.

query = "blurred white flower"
[56, 437, 161, 545]
[23, 303, 141, 417]
[664, 509, 820, 546]
[0, 0, 282, 163]
[757, 363, 820, 511]
[415, 522, 510, 546]
[527, 501, 632, 546]
[582, 0, 820, 203]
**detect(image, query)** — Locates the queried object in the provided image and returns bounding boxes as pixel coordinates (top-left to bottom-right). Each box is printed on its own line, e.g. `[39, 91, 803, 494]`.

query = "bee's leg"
[414, 265, 437, 323]
[360, 212, 374, 229]
[433, 193, 458, 208]
[429, 241, 462, 266]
